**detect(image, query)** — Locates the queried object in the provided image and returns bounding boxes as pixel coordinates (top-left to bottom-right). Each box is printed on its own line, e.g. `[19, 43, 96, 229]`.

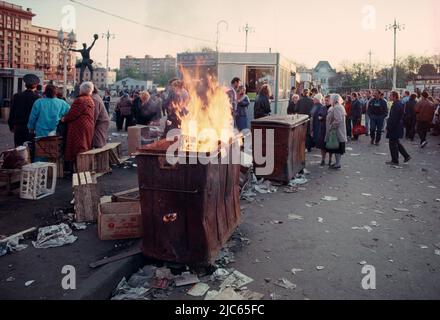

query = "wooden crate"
[136, 140, 241, 265]
[76, 143, 121, 174]
[73, 172, 100, 222]
[251, 115, 309, 183]
[35, 136, 62, 158]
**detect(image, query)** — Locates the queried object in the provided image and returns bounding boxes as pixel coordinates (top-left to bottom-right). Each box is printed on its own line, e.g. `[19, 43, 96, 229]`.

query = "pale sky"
[11, 0, 440, 70]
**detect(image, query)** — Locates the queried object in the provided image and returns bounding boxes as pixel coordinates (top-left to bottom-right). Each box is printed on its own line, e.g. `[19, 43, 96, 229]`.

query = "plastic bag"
[326, 129, 339, 150]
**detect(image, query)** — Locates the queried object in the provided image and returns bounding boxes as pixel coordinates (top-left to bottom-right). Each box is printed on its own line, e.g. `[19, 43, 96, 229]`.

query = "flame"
[174, 68, 235, 153]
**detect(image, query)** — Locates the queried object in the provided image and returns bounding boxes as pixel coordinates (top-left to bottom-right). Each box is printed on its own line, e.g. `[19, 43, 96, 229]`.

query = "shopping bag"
[326, 129, 340, 151]
[353, 124, 366, 136]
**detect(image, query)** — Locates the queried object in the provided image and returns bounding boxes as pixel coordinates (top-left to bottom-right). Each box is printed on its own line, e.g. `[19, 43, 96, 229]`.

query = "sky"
[10, 0, 440, 70]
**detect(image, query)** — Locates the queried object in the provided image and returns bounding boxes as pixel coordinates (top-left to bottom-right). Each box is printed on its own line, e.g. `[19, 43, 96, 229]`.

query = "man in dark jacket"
[295, 89, 314, 115]
[350, 92, 363, 140]
[367, 90, 389, 146]
[8, 74, 40, 147]
[403, 94, 417, 140]
[295, 89, 314, 151]
[386, 91, 410, 165]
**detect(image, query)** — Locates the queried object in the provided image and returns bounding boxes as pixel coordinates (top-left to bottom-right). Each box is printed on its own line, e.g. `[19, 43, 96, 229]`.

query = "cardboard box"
[128, 125, 149, 155]
[98, 202, 142, 241]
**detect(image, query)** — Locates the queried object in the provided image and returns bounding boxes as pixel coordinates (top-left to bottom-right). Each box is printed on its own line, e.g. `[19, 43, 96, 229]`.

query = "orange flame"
[174, 68, 235, 153]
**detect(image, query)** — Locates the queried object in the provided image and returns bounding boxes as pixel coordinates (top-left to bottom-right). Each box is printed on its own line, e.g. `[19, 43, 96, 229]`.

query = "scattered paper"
[275, 278, 296, 290]
[187, 283, 210, 297]
[25, 280, 35, 287]
[32, 224, 77, 249]
[291, 268, 303, 275]
[318, 217, 324, 223]
[220, 270, 253, 290]
[322, 196, 338, 201]
[288, 214, 304, 221]
[174, 272, 200, 287]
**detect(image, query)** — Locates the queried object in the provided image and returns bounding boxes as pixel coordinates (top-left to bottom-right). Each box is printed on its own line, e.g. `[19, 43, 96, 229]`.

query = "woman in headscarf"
[62, 82, 95, 164]
[92, 87, 110, 148]
[325, 94, 348, 170]
[310, 94, 324, 148]
[316, 95, 332, 167]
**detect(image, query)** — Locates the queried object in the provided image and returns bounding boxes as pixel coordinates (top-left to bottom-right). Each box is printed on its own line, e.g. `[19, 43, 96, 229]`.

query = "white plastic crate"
[20, 162, 57, 200]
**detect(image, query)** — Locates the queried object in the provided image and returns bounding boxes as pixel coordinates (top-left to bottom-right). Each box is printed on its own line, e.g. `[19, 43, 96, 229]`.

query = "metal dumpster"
[251, 114, 309, 183]
[136, 139, 241, 265]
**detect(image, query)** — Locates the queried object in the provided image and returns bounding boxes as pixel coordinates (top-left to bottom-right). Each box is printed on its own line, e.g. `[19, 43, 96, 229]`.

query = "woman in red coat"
[62, 82, 95, 163]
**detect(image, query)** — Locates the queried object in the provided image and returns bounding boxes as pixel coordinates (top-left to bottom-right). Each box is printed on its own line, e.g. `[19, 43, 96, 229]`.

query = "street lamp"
[386, 19, 405, 90]
[216, 20, 228, 52]
[58, 29, 76, 98]
[240, 23, 255, 53]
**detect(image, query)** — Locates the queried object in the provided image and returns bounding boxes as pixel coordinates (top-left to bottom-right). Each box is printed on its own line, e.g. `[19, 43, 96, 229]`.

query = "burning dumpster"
[136, 69, 241, 265]
[251, 114, 309, 183]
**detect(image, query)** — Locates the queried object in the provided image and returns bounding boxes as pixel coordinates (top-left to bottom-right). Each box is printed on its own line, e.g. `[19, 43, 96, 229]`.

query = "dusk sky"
[11, 0, 440, 70]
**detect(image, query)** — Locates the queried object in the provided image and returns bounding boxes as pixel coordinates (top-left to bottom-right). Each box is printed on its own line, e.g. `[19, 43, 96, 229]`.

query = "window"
[245, 66, 275, 100]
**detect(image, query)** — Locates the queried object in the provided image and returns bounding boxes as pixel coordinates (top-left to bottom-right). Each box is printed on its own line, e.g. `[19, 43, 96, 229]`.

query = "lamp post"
[386, 19, 405, 90]
[240, 23, 255, 53]
[58, 29, 76, 98]
[216, 20, 228, 52]
[102, 30, 116, 89]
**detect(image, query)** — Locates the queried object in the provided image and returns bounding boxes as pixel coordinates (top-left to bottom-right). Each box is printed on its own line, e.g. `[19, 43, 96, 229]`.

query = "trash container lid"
[251, 114, 309, 127]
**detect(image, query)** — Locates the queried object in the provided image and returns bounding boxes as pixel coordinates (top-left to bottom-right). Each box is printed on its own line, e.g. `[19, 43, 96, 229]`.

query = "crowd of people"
[8, 74, 110, 171]
[287, 88, 440, 168]
[7, 73, 440, 173]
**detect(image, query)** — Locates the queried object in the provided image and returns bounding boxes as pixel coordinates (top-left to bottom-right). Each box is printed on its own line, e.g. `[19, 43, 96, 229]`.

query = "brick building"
[0, 1, 76, 83]
[119, 54, 176, 80]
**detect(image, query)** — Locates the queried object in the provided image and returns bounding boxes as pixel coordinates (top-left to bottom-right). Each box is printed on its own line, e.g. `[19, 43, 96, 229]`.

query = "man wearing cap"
[8, 74, 41, 147]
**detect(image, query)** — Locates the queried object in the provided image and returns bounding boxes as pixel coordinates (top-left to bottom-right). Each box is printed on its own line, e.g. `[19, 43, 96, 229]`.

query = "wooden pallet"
[73, 172, 100, 223]
[76, 143, 122, 174]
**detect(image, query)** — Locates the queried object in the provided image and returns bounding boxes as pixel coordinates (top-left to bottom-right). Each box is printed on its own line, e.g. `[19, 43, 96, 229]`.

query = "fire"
[173, 68, 235, 153]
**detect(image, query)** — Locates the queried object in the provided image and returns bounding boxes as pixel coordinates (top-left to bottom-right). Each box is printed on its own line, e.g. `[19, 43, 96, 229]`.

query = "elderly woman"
[134, 91, 162, 126]
[317, 95, 332, 166]
[27, 85, 70, 138]
[287, 94, 300, 115]
[92, 87, 110, 148]
[62, 82, 95, 164]
[310, 94, 324, 147]
[325, 94, 348, 170]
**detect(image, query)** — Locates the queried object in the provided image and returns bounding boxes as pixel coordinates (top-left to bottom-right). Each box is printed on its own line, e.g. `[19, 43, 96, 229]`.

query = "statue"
[70, 34, 99, 83]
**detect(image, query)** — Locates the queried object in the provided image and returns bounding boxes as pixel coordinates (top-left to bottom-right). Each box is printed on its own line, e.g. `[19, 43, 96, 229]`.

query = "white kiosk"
[177, 52, 298, 121]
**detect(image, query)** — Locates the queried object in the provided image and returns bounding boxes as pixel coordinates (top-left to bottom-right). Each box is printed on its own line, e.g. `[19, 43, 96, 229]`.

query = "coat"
[295, 97, 314, 116]
[236, 95, 250, 131]
[8, 90, 40, 130]
[325, 104, 348, 143]
[92, 93, 110, 148]
[350, 99, 362, 123]
[254, 95, 271, 119]
[64, 95, 95, 162]
[27, 97, 70, 138]
[414, 99, 435, 123]
[386, 101, 404, 140]
[116, 96, 133, 116]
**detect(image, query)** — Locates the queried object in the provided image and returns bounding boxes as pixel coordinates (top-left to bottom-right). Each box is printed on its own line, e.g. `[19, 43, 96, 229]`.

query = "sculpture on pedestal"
[70, 34, 99, 83]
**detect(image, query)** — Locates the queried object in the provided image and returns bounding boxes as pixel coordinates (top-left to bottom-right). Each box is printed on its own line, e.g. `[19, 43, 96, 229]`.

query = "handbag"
[326, 129, 340, 150]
